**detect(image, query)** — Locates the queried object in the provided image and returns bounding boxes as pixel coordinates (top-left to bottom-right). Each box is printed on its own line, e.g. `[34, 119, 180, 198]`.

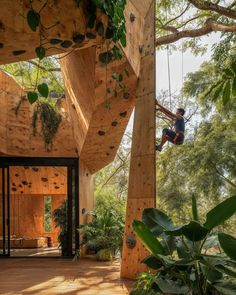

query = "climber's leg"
[156, 128, 176, 151]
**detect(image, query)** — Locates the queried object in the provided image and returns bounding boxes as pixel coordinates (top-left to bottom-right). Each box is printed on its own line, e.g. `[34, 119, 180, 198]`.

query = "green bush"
[132, 195, 236, 295]
[79, 209, 124, 257]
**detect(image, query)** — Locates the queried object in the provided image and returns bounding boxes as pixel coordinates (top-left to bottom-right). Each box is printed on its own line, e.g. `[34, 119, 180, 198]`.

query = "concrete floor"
[0, 258, 133, 295]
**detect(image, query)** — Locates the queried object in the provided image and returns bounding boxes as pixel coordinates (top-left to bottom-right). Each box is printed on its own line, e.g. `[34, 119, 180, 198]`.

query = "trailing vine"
[13, 95, 27, 115]
[23, 0, 128, 104]
[32, 101, 61, 150]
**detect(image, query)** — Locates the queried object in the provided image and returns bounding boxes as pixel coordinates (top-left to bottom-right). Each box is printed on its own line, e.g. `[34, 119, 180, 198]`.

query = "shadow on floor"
[0, 257, 134, 295]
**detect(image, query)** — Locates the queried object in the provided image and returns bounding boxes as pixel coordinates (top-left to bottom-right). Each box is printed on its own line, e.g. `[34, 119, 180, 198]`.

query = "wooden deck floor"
[0, 258, 134, 295]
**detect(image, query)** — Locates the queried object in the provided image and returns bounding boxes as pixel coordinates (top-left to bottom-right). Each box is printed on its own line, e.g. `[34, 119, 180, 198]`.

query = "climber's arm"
[156, 101, 177, 121]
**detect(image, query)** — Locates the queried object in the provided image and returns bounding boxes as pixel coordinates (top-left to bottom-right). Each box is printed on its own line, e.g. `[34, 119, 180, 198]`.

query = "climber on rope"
[156, 101, 185, 152]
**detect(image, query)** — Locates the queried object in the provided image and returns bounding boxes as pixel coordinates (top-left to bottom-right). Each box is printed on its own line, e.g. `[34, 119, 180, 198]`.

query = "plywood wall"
[121, 1, 156, 279]
[0, 70, 77, 157]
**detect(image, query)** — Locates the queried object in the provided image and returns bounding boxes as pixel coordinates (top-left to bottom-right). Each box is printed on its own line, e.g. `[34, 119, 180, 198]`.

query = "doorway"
[0, 157, 79, 258]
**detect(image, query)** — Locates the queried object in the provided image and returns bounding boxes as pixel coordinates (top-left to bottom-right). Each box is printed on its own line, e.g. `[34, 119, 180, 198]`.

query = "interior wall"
[0, 194, 66, 245]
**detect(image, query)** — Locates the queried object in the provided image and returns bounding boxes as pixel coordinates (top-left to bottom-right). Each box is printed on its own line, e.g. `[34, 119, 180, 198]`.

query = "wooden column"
[121, 1, 156, 279]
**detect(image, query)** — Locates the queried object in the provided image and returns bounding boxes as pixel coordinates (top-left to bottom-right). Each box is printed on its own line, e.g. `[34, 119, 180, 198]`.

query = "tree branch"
[156, 19, 236, 46]
[188, 0, 236, 19]
[213, 164, 236, 189]
[28, 60, 61, 72]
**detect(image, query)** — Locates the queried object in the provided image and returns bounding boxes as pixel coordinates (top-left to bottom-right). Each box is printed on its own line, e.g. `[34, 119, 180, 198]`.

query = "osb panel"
[0, 0, 105, 65]
[0, 70, 77, 157]
[121, 198, 155, 279]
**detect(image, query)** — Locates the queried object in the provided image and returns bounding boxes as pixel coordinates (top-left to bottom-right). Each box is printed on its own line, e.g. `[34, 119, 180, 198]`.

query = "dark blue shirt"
[174, 117, 185, 133]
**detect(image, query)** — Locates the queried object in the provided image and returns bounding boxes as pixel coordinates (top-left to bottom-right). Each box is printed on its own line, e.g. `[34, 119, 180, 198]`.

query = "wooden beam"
[121, 1, 156, 279]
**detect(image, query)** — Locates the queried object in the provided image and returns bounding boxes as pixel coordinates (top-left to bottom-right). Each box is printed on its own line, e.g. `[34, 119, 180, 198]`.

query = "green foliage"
[27, 92, 38, 104]
[132, 197, 236, 295]
[44, 196, 52, 232]
[37, 83, 49, 98]
[79, 209, 124, 255]
[23, 0, 127, 104]
[204, 59, 236, 106]
[32, 101, 61, 149]
[27, 9, 40, 32]
[53, 200, 68, 256]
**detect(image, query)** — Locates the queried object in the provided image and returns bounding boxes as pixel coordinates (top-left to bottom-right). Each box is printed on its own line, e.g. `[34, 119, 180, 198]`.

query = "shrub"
[132, 195, 236, 294]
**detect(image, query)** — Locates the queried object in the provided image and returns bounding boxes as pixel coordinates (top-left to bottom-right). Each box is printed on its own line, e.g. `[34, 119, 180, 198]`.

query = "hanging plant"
[32, 101, 61, 150]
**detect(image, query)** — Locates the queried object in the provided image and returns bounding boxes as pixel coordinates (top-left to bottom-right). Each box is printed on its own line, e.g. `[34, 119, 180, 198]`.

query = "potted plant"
[79, 210, 124, 261]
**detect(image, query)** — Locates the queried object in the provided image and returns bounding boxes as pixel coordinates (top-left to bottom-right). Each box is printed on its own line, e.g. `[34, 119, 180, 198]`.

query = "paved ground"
[0, 258, 134, 295]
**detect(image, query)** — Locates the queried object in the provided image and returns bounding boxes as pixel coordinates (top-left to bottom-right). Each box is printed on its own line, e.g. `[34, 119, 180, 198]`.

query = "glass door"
[0, 166, 10, 256]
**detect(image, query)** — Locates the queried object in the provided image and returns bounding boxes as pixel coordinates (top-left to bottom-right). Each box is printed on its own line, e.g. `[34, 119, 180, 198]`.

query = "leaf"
[222, 80, 231, 105]
[201, 265, 223, 283]
[99, 52, 113, 64]
[176, 238, 192, 259]
[27, 9, 40, 32]
[141, 255, 163, 269]
[213, 281, 236, 295]
[212, 82, 224, 101]
[215, 264, 236, 278]
[120, 33, 127, 47]
[232, 76, 236, 96]
[35, 46, 46, 60]
[204, 196, 236, 230]
[37, 83, 49, 98]
[12, 50, 26, 56]
[112, 73, 118, 80]
[218, 232, 236, 261]
[191, 194, 199, 221]
[142, 208, 174, 236]
[49, 39, 62, 45]
[60, 40, 73, 48]
[119, 74, 123, 82]
[27, 92, 38, 104]
[112, 46, 122, 60]
[155, 278, 190, 294]
[133, 220, 166, 256]
[223, 68, 234, 78]
[160, 234, 177, 255]
[166, 221, 208, 242]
